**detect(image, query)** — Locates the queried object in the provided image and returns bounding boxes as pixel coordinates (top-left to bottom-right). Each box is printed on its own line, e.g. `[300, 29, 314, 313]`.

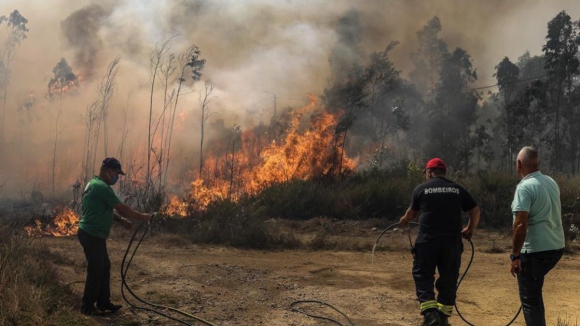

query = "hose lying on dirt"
[371, 222, 522, 326]
[370, 221, 417, 286]
[289, 300, 356, 326]
[123, 218, 521, 326]
[121, 217, 218, 326]
[289, 222, 416, 326]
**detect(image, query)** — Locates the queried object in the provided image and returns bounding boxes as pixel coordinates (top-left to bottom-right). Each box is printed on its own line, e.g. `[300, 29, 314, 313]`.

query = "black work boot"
[96, 302, 122, 312]
[422, 309, 441, 326]
[81, 304, 99, 315]
[438, 311, 449, 326]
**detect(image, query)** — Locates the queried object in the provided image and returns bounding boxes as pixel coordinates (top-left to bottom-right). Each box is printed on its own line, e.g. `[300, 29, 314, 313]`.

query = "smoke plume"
[60, 3, 111, 80]
[0, 0, 578, 198]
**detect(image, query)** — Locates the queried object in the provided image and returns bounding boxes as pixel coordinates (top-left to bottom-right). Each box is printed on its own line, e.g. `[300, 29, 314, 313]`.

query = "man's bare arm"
[399, 207, 419, 227]
[510, 211, 528, 276]
[114, 203, 151, 222]
[462, 206, 480, 239]
[512, 211, 529, 255]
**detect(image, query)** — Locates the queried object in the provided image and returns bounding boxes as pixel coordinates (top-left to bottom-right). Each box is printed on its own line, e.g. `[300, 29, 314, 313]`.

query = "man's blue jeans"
[517, 248, 563, 326]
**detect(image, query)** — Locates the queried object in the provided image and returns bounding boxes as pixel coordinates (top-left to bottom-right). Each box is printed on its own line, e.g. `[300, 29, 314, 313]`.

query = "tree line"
[322, 10, 580, 175]
[2, 7, 580, 205]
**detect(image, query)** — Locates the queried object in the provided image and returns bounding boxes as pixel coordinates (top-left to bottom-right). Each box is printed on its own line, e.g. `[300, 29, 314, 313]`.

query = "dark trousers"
[412, 237, 463, 307]
[517, 249, 563, 326]
[78, 228, 111, 307]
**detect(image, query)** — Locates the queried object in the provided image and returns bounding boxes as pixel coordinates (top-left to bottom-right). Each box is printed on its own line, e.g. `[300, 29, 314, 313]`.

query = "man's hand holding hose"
[399, 207, 419, 228]
[140, 212, 154, 224]
[113, 202, 156, 229]
[461, 206, 480, 240]
[146, 212, 157, 224]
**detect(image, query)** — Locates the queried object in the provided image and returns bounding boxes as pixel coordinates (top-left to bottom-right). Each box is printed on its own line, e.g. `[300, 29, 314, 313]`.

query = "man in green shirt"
[510, 146, 565, 326]
[78, 157, 152, 315]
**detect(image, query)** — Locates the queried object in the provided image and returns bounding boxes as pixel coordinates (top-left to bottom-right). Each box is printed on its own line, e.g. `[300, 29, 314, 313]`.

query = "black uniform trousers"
[412, 236, 463, 309]
[78, 228, 112, 308]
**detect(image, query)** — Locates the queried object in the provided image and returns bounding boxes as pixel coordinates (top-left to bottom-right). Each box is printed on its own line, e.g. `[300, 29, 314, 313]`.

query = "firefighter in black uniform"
[399, 158, 480, 326]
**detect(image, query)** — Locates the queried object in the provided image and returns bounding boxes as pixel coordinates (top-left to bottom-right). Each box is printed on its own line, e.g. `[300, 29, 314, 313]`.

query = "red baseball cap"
[425, 158, 447, 170]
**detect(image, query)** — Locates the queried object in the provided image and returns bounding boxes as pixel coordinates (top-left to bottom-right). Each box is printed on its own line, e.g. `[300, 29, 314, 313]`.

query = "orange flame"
[25, 208, 80, 237]
[161, 195, 188, 217]
[48, 75, 83, 97]
[49, 80, 79, 95]
[162, 95, 357, 213]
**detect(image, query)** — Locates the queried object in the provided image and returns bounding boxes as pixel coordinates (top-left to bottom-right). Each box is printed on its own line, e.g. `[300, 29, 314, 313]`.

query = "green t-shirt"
[79, 175, 121, 239]
[511, 171, 565, 253]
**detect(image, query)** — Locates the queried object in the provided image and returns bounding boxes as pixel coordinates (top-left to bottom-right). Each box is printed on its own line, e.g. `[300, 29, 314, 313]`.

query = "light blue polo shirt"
[511, 171, 565, 253]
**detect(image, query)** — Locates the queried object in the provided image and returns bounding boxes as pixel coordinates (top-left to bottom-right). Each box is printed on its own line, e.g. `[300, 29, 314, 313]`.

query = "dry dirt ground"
[43, 221, 580, 326]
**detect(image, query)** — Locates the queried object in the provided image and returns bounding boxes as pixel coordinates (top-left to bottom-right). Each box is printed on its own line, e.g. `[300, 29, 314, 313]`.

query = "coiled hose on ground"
[121, 218, 218, 326]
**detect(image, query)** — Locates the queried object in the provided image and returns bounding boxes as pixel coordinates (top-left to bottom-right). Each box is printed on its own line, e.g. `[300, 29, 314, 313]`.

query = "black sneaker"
[422, 309, 441, 326]
[96, 302, 122, 312]
[81, 304, 99, 315]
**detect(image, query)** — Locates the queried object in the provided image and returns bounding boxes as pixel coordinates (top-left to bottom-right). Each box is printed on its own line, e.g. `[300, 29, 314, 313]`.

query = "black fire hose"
[372, 222, 522, 326]
[120, 217, 218, 326]
[289, 300, 356, 326]
[122, 218, 521, 326]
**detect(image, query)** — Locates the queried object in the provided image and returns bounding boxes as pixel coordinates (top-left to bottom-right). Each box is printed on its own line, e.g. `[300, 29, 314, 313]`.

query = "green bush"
[254, 179, 324, 220]
[158, 169, 580, 247]
[250, 170, 416, 221]
[459, 172, 519, 229]
[156, 198, 301, 249]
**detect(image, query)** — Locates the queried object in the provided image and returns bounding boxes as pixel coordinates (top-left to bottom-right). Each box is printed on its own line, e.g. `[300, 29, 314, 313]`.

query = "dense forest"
[321, 10, 580, 175]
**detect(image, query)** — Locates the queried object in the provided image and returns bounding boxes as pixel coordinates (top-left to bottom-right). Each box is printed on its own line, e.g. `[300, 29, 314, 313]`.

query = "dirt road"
[45, 228, 580, 326]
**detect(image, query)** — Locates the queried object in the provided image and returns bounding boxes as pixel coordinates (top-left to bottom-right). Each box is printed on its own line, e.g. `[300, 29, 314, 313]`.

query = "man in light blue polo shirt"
[510, 146, 565, 326]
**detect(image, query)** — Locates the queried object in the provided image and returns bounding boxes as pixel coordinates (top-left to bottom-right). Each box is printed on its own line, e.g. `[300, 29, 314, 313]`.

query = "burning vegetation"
[161, 95, 356, 214]
[24, 207, 79, 237]
[47, 58, 81, 97]
[28, 95, 355, 233]
[3, 4, 580, 239]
